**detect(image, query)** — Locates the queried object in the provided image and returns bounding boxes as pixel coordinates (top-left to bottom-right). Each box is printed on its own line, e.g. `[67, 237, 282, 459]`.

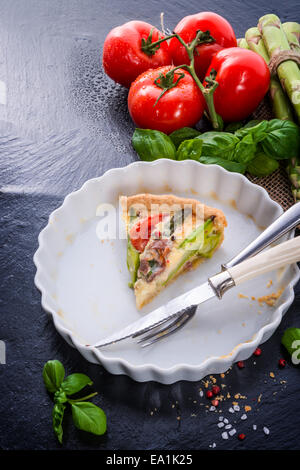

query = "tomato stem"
[187, 66, 223, 130]
[153, 68, 185, 106]
[142, 28, 223, 130]
[141, 31, 177, 56]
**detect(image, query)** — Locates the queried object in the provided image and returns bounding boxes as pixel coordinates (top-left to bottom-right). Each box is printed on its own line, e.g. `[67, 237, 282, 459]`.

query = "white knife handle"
[227, 236, 300, 285]
[223, 202, 300, 269]
[209, 236, 300, 298]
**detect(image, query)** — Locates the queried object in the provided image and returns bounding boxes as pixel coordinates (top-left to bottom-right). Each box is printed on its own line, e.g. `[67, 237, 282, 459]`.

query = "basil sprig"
[132, 119, 300, 176]
[43, 360, 106, 443]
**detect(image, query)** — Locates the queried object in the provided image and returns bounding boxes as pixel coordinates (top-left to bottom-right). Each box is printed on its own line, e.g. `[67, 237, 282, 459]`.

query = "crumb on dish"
[257, 288, 284, 307]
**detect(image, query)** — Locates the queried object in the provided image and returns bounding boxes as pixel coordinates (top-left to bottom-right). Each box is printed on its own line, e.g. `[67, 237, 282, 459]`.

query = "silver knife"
[92, 202, 300, 349]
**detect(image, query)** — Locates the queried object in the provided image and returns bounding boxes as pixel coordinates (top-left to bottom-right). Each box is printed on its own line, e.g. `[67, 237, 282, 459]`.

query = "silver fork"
[126, 203, 300, 348]
[134, 307, 197, 348]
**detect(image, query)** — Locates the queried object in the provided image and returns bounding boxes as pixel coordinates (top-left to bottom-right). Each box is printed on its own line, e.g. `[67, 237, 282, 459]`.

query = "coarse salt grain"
[199, 390, 204, 397]
[217, 422, 225, 428]
[241, 414, 247, 420]
[233, 405, 240, 412]
[253, 425, 257, 431]
[229, 407, 235, 413]
[223, 418, 229, 424]
[219, 416, 224, 421]
[229, 428, 236, 436]
[222, 432, 229, 440]
[225, 424, 232, 430]
[209, 406, 216, 412]
[263, 427, 270, 435]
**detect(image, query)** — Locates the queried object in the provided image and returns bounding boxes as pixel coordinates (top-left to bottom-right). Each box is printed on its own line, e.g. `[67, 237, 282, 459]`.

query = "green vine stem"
[141, 28, 223, 130]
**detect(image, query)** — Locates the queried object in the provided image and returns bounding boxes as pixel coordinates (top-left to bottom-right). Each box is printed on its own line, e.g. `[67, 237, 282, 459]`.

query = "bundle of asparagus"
[278, 21, 300, 202]
[258, 14, 300, 124]
[239, 15, 300, 202]
[238, 16, 300, 123]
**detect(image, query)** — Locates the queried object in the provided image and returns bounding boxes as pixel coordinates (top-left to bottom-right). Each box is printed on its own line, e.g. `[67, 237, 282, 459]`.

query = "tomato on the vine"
[203, 48, 270, 122]
[128, 66, 205, 134]
[169, 12, 237, 81]
[102, 21, 172, 88]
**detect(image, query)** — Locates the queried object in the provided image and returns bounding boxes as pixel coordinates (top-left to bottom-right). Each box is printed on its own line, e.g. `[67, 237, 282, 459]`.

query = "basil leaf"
[199, 156, 246, 174]
[260, 119, 300, 160]
[132, 128, 176, 161]
[52, 403, 66, 444]
[233, 133, 257, 163]
[281, 328, 300, 363]
[71, 402, 107, 436]
[247, 152, 279, 177]
[169, 127, 201, 148]
[235, 120, 268, 144]
[176, 139, 202, 161]
[60, 373, 93, 396]
[198, 132, 240, 160]
[237, 119, 263, 130]
[43, 360, 65, 393]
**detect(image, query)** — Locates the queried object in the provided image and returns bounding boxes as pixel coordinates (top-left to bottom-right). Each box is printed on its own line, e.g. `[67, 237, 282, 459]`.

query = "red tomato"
[128, 66, 204, 134]
[102, 21, 172, 88]
[169, 12, 237, 81]
[130, 214, 164, 252]
[203, 48, 270, 122]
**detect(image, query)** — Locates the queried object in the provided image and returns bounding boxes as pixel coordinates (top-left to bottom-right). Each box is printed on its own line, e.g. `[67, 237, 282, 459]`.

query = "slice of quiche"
[121, 194, 227, 309]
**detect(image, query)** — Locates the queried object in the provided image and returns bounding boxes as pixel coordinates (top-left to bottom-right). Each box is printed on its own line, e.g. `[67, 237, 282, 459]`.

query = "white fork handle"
[227, 236, 300, 286]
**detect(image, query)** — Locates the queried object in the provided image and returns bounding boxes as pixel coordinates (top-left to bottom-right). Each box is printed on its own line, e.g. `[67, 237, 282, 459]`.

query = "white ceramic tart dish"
[33, 160, 300, 384]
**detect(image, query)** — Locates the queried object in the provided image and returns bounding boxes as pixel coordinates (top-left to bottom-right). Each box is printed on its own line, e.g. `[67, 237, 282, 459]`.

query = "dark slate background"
[0, 0, 299, 451]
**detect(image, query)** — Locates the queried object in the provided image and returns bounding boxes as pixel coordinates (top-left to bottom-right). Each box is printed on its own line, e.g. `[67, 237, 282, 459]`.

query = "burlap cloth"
[247, 98, 295, 211]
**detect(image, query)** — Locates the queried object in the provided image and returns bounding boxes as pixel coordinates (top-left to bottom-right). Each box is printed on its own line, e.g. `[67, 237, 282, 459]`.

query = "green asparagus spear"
[245, 27, 294, 121]
[245, 28, 269, 62]
[258, 14, 300, 124]
[283, 22, 300, 52]
[237, 38, 249, 49]
[287, 157, 300, 202]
